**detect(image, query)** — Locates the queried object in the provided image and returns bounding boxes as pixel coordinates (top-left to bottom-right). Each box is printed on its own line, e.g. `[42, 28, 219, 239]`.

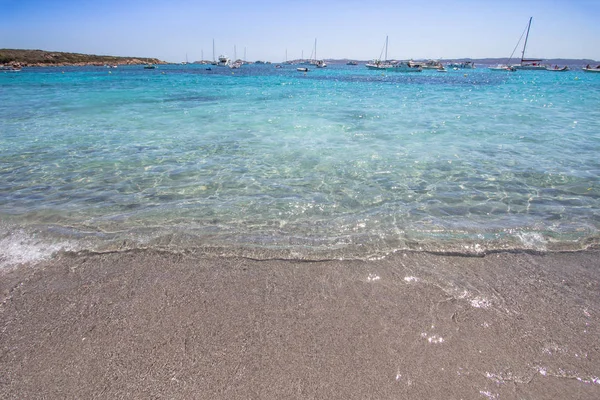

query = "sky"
[1, 0, 599, 63]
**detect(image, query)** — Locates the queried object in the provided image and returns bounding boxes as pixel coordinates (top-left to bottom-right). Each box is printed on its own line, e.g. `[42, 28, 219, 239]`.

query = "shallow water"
[1, 64, 600, 263]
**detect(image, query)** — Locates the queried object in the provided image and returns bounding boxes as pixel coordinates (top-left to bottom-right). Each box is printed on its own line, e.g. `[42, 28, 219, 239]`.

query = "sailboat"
[513, 17, 546, 70]
[313, 39, 327, 68]
[229, 45, 242, 68]
[366, 36, 392, 70]
[211, 39, 217, 65]
[209, 39, 230, 66]
[489, 32, 519, 72]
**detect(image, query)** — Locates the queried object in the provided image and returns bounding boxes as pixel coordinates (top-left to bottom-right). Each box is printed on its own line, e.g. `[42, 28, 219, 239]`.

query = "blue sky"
[1, 0, 599, 62]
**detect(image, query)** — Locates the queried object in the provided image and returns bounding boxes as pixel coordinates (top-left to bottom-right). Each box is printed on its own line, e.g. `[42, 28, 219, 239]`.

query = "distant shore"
[0, 48, 166, 68]
[2, 49, 597, 68]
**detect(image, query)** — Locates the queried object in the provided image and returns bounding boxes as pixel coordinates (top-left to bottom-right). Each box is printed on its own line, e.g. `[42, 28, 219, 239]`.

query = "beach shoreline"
[1, 249, 599, 399]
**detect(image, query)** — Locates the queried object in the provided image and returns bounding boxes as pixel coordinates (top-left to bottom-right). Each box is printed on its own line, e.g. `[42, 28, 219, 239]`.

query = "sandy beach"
[1, 250, 599, 399]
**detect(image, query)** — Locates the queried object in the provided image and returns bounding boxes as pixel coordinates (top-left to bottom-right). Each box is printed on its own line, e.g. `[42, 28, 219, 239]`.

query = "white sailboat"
[229, 45, 241, 68]
[366, 36, 392, 70]
[513, 17, 546, 70]
[314, 38, 327, 68]
[211, 39, 217, 65]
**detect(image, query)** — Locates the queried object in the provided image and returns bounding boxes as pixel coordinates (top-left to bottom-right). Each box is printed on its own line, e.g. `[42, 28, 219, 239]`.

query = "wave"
[2, 221, 599, 268]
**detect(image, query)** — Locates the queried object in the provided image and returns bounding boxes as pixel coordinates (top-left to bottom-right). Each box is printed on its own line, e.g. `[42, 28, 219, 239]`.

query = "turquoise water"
[1, 64, 600, 263]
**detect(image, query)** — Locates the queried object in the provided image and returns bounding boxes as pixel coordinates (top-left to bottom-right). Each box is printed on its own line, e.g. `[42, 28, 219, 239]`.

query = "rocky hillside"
[0, 49, 165, 67]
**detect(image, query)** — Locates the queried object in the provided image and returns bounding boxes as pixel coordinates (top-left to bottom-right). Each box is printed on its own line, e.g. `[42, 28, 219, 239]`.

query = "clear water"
[1, 64, 600, 263]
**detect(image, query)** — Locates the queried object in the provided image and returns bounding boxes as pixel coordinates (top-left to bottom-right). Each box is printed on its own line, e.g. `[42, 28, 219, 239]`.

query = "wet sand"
[1, 250, 599, 399]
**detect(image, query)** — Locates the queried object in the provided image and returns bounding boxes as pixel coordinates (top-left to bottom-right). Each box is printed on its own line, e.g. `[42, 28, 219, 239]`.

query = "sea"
[1, 63, 600, 265]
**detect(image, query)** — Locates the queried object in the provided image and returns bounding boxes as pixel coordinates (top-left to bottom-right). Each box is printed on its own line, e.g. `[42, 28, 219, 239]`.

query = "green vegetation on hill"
[0, 49, 165, 66]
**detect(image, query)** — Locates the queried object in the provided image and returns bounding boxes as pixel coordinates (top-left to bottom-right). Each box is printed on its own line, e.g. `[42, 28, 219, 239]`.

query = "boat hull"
[447, 62, 475, 69]
[386, 66, 422, 72]
[489, 65, 516, 72]
[366, 63, 389, 70]
[513, 65, 547, 70]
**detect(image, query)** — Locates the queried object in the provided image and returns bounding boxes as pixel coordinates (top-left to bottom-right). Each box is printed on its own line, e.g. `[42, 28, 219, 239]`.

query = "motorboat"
[229, 60, 242, 69]
[0, 65, 22, 72]
[412, 60, 443, 70]
[366, 60, 391, 70]
[582, 65, 600, 73]
[489, 64, 516, 72]
[217, 55, 230, 67]
[386, 61, 422, 72]
[447, 61, 475, 69]
[546, 65, 569, 71]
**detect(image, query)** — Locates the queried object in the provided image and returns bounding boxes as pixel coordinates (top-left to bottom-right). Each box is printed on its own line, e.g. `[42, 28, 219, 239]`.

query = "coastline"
[2, 249, 599, 399]
[0, 48, 166, 68]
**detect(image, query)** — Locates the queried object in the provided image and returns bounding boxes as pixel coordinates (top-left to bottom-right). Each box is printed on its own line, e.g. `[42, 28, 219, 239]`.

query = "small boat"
[0, 65, 22, 72]
[386, 61, 422, 72]
[346, 61, 358, 66]
[546, 65, 569, 72]
[316, 60, 327, 68]
[447, 61, 475, 69]
[143, 64, 156, 69]
[366, 60, 391, 70]
[297, 67, 309, 72]
[582, 66, 600, 73]
[489, 64, 516, 72]
[412, 60, 443, 70]
[229, 46, 243, 69]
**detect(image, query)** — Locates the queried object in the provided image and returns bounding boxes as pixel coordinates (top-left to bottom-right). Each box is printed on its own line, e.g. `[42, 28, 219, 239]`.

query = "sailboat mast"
[521, 17, 532, 62]
[212, 39, 215, 62]
[314, 38, 317, 61]
[385, 36, 388, 61]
